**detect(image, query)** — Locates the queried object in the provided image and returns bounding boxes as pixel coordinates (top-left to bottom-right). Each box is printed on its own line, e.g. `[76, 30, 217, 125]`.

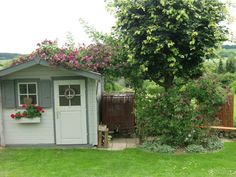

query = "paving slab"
[107, 138, 139, 150]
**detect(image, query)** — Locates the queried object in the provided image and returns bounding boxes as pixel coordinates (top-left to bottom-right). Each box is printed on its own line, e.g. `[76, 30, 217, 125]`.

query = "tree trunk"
[163, 74, 174, 91]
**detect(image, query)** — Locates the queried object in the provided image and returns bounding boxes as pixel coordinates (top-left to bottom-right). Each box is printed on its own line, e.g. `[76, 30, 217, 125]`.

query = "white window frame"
[17, 82, 38, 106]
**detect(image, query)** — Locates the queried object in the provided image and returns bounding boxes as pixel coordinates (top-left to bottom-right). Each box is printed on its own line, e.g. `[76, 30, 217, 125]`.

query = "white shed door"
[54, 80, 87, 144]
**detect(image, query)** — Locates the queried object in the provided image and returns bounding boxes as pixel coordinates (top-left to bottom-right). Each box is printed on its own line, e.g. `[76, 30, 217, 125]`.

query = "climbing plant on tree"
[110, 0, 228, 90]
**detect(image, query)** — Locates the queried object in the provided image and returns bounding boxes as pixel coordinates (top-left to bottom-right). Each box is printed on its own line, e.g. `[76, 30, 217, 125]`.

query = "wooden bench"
[200, 126, 236, 131]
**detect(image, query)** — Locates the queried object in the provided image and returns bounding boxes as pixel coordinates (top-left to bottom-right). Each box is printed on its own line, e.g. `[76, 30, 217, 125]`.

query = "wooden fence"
[218, 94, 234, 127]
[101, 93, 135, 135]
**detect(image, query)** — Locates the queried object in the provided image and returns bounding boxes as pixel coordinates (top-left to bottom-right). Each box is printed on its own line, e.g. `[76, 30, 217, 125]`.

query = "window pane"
[20, 95, 28, 105]
[19, 84, 27, 94]
[28, 95, 37, 104]
[59, 85, 69, 95]
[71, 96, 81, 106]
[28, 84, 36, 94]
[59, 96, 69, 106]
[70, 85, 80, 94]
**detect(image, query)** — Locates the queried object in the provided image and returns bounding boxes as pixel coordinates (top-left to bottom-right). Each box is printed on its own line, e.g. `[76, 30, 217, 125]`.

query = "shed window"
[18, 82, 38, 106]
[58, 84, 81, 106]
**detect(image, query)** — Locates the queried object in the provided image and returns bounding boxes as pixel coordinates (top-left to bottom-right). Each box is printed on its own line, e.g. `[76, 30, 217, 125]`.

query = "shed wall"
[0, 82, 4, 146]
[87, 78, 98, 145]
[3, 109, 54, 144]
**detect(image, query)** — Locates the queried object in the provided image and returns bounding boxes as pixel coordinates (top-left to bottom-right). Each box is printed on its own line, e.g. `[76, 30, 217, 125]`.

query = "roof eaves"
[0, 58, 102, 80]
[0, 60, 37, 77]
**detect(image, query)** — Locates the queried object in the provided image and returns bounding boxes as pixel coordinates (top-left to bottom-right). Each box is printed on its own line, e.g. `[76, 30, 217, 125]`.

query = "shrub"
[135, 75, 226, 147]
[104, 81, 123, 92]
[135, 85, 202, 146]
[186, 144, 206, 153]
[206, 137, 224, 151]
[135, 81, 165, 140]
[230, 80, 236, 94]
[217, 59, 224, 74]
[225, 59, 236, 73]
[218, 73, 236, 86]
[142, 141, 175, 153]
[186, 75, 226, 126]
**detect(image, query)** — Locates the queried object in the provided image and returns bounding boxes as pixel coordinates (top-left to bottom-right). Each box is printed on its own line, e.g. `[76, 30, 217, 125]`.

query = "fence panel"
[218, 94, 234, 127]
[101, 93, 135, 134]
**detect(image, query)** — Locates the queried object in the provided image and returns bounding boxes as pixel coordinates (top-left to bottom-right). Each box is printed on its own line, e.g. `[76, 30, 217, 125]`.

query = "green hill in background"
[0, 53, 22, 60]
[0, 45, 235, 62]
[223, 45, 236, 50]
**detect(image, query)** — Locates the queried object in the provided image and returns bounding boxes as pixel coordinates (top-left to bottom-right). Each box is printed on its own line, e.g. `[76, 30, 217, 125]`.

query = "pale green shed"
[0, 58, 102, 146]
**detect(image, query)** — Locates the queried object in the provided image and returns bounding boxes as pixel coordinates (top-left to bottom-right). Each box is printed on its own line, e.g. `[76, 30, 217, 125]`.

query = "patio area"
[106, 138, 139, 150]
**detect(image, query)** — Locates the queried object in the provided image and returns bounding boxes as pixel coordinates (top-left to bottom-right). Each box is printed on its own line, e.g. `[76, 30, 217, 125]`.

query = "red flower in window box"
[10, 104, 45, 120]
[37, 106, 43, 111]
[21, 104, 27, 108]
[10, 114, 15, 119]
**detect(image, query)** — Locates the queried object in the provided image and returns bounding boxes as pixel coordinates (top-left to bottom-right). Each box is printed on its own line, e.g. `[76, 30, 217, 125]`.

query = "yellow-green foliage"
[111, 0, 227, 89]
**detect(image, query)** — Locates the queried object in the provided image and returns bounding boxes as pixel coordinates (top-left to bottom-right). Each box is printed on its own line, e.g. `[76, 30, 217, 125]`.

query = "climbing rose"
[10, 40, 114, 74]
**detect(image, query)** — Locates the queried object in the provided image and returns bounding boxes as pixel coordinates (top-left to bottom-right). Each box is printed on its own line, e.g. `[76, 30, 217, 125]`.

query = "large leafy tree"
[110, 0, 228, 89]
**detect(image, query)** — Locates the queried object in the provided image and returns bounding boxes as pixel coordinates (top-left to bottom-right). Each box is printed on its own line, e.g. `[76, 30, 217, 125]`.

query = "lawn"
[234, 95, 236, 127]
[0, 142, 236, 177]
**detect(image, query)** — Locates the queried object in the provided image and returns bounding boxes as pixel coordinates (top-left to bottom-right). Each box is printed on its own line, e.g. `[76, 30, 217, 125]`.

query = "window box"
[15, 117, 41, 123]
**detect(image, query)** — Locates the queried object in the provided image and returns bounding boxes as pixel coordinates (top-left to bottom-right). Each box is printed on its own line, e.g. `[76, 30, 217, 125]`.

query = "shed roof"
[0, 57, 102, 80]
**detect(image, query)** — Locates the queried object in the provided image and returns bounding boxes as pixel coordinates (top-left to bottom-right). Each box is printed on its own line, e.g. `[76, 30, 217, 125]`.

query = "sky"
[0, 0, 236, 54]
[0, 0, 115, 54]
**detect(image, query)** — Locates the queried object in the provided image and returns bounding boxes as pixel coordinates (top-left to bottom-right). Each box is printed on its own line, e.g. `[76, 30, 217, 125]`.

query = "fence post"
[218, 94, 234, 127]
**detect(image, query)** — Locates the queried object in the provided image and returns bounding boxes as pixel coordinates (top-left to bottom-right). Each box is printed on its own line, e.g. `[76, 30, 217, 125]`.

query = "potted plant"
[10, 104, 45, 123]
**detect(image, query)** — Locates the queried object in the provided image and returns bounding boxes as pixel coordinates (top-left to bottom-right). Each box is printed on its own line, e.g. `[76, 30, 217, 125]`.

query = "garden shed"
[0, 57, 102, 146]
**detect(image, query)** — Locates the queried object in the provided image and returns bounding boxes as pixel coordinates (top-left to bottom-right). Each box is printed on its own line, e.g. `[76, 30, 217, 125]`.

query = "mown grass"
[234, 95, 236, 127]
[0, 142, 236, 177]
